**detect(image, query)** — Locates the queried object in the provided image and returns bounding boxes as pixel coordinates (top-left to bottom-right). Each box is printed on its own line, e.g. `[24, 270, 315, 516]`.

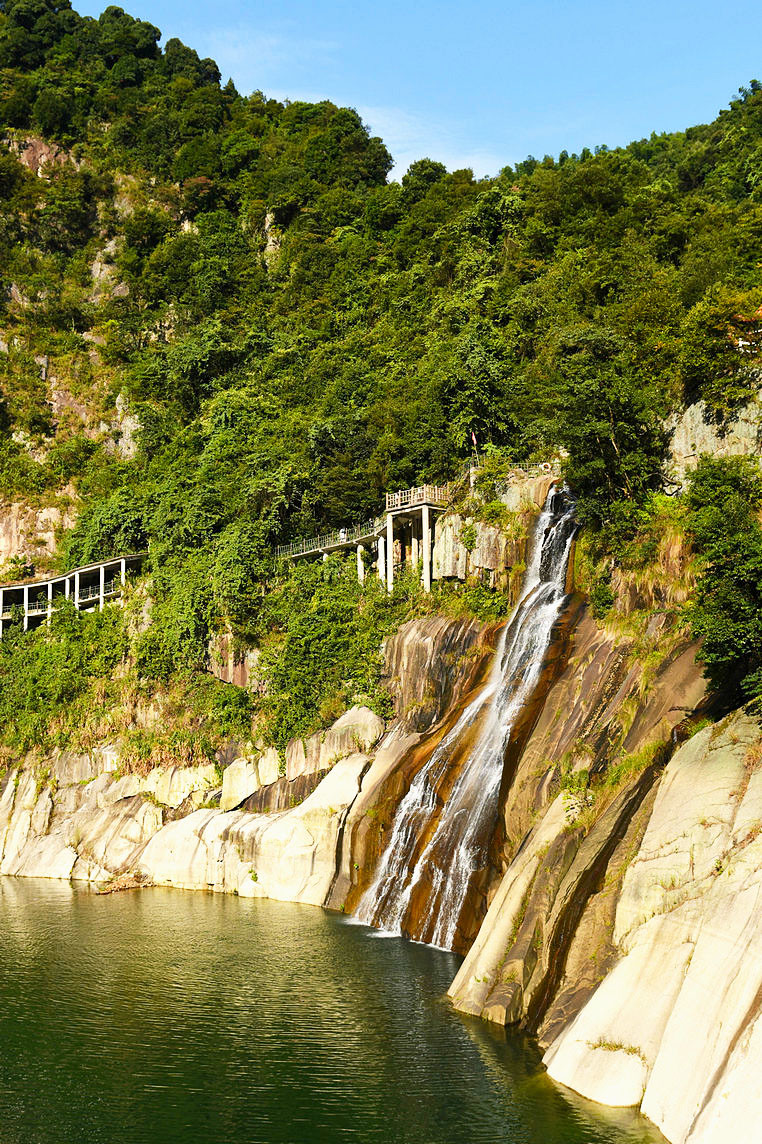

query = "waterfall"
[355, 486, 577, 950]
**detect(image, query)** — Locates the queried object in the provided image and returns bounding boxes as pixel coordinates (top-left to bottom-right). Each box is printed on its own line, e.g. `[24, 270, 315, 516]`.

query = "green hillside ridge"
[1, 0, 762, 762]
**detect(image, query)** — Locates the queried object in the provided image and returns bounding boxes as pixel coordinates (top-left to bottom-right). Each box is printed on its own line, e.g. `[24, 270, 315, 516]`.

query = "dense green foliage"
[0, 597, 127, 748]
[1, 0, 762, 744]
[259, 558, 414, 749]
[685, 457, 762, 704]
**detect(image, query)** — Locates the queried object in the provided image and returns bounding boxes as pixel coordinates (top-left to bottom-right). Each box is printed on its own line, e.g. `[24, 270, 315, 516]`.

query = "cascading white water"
[356, 486, 577, 950]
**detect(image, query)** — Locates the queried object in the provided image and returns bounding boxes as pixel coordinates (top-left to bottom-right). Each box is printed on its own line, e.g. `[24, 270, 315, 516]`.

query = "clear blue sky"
[77, 0, 761, 178]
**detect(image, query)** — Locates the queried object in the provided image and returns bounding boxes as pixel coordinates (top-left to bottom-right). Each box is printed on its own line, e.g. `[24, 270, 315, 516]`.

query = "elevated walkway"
[275, 463, 560, 592]
[0, 553, 144, 637]
[0, 462, 561, 633]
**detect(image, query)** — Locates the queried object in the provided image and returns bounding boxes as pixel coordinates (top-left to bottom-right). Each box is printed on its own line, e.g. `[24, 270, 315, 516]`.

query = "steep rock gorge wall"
[449, 598, 706, 1023]
[4, 501, 762, 1144]
[544, 710, 762, 1144]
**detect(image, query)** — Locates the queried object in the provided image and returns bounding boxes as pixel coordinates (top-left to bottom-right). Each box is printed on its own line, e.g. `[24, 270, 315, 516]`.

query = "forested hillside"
[1, 0, 762, 759]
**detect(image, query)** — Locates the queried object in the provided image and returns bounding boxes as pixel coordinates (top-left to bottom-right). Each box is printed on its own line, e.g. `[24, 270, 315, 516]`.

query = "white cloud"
[200, 26, 339, 92]
[357, 104, 509, 180]
[184, 22, 510, 180]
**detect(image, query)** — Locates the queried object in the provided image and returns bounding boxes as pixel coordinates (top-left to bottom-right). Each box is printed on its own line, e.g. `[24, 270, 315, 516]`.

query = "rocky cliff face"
[448, 594, 706, 1016]
[0, 705, 389, 906]
[381, 614, 494, 732]
[667, 392, 762, 487]
[2, 535, 761, 1144]
[432, 473, 553, 591]
[544, 710, 762, 1144]
[0, 497, 77, 569]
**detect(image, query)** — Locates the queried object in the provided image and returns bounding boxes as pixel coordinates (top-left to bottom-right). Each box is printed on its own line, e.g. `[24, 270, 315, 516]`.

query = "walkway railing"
[275, 518, 382, 560]
[0, 556, 143, 635]
[276, 464, 562, 563]
[385, 483, 451, 512]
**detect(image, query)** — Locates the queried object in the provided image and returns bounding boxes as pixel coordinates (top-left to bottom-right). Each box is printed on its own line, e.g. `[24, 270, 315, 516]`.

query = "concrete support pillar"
[411, 530, 420, 567]
[47, 580, 53, 624]
[422, 504, 432, 593]
[99, 565, 105, 611]
[120, 557, 126, 587]
[23, 584, 28, 631]
[386, 513, 394, 593]
[356, 544, 365, 584]
[377, 535, 385, 581]
[74, 571, 80, 610]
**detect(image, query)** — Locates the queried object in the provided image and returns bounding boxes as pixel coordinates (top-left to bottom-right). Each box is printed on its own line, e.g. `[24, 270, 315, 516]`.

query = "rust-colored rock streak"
[354, 488, 577, 953]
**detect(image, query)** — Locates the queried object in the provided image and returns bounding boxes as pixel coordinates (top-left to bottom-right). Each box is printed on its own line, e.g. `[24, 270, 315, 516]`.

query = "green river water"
[0, 879, 664, 1144]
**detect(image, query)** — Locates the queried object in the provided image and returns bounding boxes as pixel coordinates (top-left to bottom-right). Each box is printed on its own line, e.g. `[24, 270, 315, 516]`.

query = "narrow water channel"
[0, 880, 663, 1144]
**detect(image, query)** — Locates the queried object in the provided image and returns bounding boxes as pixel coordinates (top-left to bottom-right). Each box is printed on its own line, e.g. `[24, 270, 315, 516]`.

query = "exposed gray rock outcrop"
[667, 395, 762, 487]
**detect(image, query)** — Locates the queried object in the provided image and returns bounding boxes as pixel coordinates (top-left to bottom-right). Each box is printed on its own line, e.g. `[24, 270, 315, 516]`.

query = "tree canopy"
[1, 2, 762, 724]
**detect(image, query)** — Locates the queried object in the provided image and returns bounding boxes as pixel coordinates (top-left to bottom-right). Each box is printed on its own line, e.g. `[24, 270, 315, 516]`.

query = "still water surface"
[0, 880, 663, 1144]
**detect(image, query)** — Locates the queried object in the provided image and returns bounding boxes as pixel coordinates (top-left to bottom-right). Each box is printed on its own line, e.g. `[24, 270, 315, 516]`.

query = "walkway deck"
[275, 462, 561, 592]
[276, 464, 559, 562]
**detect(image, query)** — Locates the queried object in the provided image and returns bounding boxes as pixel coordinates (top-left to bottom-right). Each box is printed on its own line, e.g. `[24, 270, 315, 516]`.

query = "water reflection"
[0, 880, 663, 1144]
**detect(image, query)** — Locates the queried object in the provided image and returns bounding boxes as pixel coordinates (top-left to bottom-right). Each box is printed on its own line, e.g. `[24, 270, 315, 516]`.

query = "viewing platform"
[275, 463, 560, 593]
[0, 553, 145, 637]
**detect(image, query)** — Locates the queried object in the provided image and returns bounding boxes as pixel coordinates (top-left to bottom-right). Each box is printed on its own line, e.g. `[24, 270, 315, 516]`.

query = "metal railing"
[385, 483, 452, 511]
[275, 518, 382, 560]
[2, 579, 123, 622]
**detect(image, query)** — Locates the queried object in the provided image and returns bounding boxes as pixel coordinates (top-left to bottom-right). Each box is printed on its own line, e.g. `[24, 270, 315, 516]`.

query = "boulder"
[141, 764, 217, 808]
[258, 747, 281, 786]
[286, 706, 384, 780]
[221, 758, 260, 812]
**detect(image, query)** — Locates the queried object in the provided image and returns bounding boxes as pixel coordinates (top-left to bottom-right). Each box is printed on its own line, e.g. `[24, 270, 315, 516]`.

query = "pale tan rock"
[220, 757, 260, 811]
[543, 710, 762, 1144]
[93, 743, 121, 773]
[0, 498, 77, 564]
[498, 475, 554, 513]
[141, 764, 217, 808]
[97, 774, 142, 807]
[11, 834, 80, 880]
[1, 808, 32, 874]
[137, 753, 370, 906]
[324, 724, 423, 912]
[432, 514, 468, 580]
[285, 737, 307, 780]
[30, 788, 53, 836]
[90, 239, 129, 302]
[50, 751, 99, 785]
[286, 706, 384, 780]
[687, 1006, 762, 1144]
[258, 747, 281, 786]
